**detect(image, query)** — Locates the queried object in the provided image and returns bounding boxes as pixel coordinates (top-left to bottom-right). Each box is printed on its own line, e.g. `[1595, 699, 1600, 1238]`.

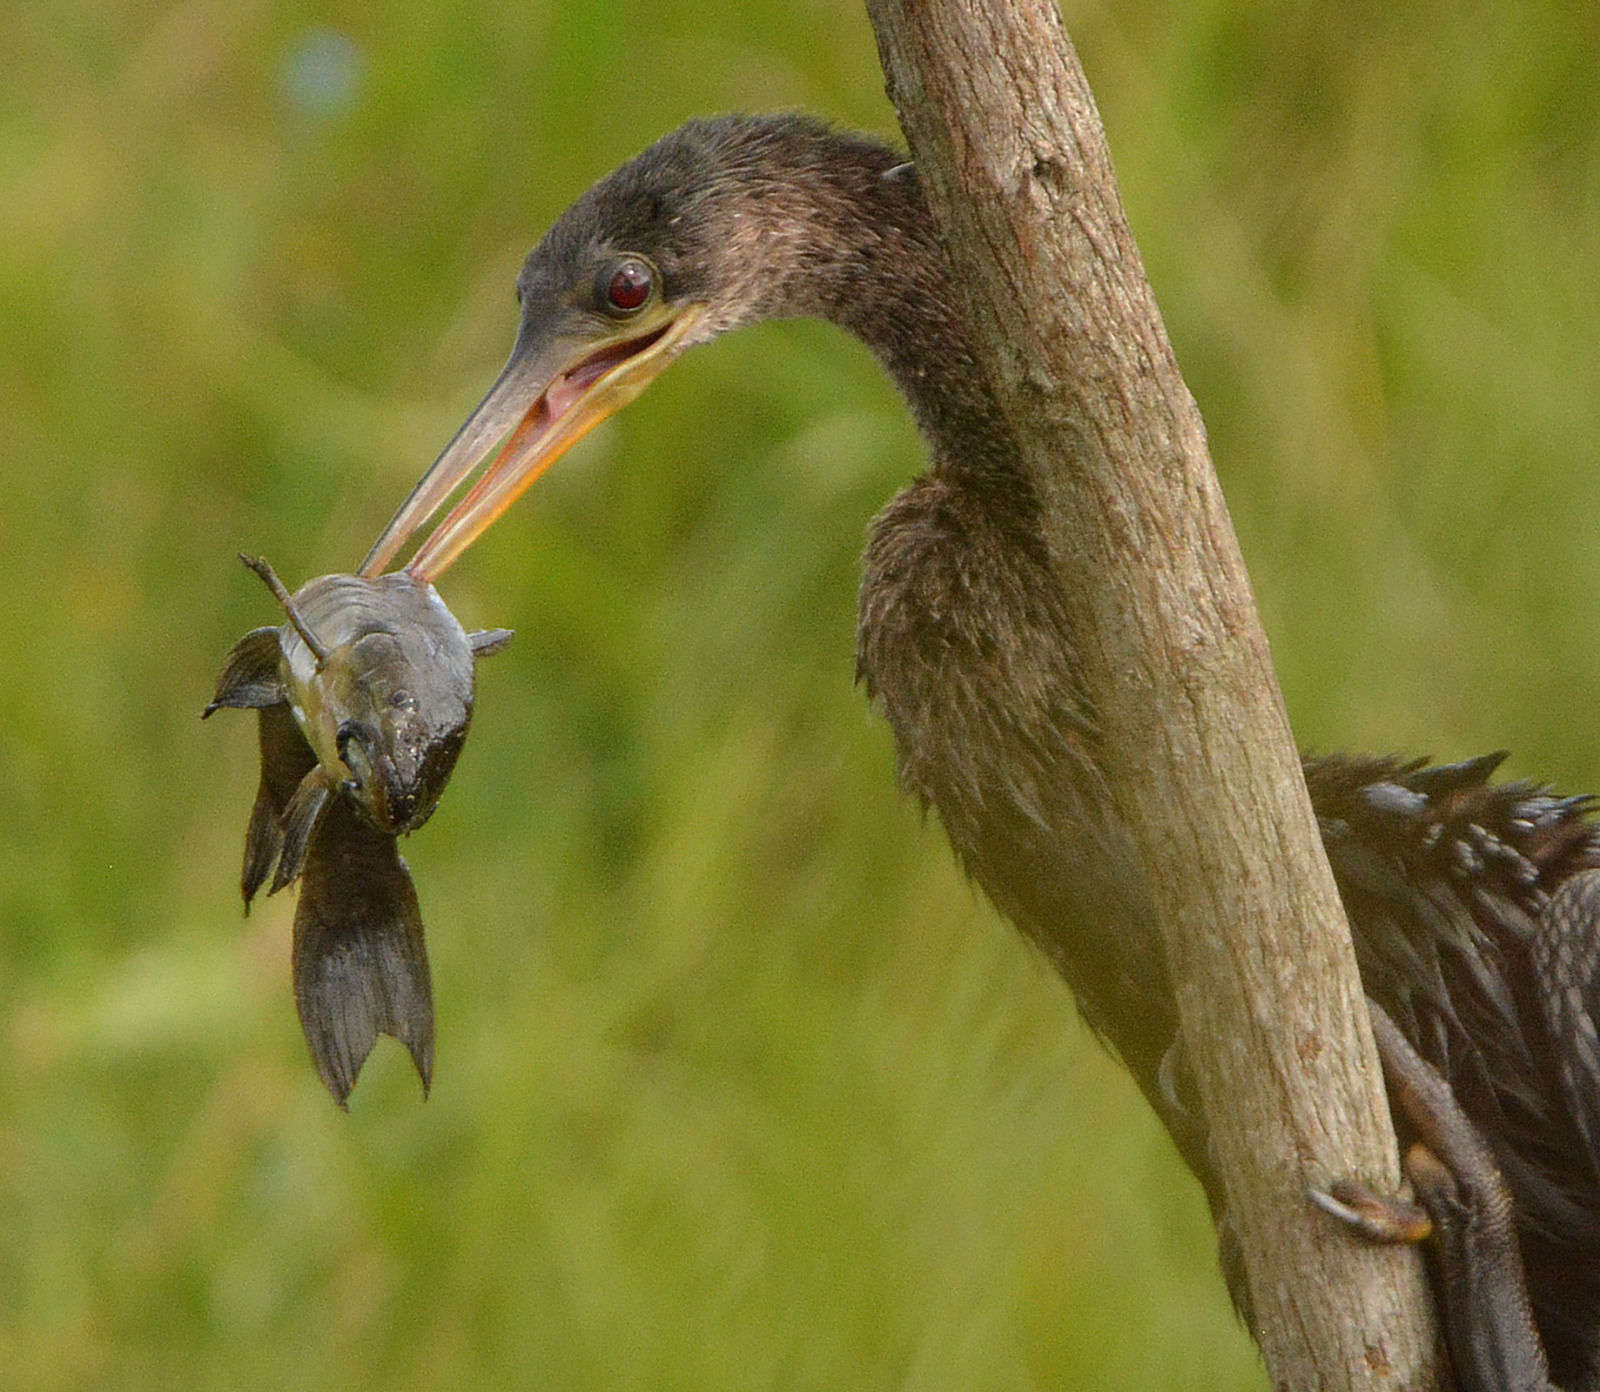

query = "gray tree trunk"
[862, 2, 1445, 1388]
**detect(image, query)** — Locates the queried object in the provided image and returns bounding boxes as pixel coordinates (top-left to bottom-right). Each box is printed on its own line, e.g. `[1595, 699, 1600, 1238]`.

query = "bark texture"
[862, 3, 1445, 1388]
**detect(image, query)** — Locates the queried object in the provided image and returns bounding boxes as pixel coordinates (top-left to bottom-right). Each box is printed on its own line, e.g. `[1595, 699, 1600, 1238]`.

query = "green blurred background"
[2, 0, 1597, 1387]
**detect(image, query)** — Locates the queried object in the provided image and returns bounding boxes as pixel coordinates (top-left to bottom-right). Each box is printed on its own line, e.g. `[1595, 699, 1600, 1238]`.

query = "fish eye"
[389, 689, 417, 712]
[598, 257, 654, 315]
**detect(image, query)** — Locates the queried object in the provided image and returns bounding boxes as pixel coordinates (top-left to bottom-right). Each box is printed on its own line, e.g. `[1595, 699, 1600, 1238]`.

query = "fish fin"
[205, 628, 286, 716]
[242, 705, 318, 907]
[468, 627, 514, 658]
[271, 768, 332, 895]
[293, 796, 434, 1106]
[258, 704, 318, 807]
[242, 783, 283, 910]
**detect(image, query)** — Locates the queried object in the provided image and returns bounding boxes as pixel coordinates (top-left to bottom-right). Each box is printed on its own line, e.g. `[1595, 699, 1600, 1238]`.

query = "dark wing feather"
[1307, 753, 1600, 1387]
[1532, 868, 1600, 1179]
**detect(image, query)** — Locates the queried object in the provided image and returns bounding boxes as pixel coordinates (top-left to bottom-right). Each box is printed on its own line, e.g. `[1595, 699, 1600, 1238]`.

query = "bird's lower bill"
[361, 305, 704, 581]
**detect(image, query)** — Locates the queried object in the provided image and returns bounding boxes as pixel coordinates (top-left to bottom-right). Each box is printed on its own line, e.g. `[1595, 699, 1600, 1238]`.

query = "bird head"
[359, 115, 905, 580]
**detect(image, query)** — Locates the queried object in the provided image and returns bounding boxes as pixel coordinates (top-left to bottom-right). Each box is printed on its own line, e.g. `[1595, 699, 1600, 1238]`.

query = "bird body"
[364, 114, 1600, 1388]
[1313, 757, 1600, 1386]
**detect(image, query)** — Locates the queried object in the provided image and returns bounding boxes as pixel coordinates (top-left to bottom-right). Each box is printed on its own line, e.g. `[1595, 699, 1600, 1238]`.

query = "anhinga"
[361, 115, 1600, 1391]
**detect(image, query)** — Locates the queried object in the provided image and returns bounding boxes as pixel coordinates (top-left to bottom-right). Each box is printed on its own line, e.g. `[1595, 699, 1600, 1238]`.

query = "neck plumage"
[715, 127, 1023, 488]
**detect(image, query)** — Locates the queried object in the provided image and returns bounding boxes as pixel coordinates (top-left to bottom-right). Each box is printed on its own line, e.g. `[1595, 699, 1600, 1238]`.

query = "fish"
[205, 555, 512, 1106]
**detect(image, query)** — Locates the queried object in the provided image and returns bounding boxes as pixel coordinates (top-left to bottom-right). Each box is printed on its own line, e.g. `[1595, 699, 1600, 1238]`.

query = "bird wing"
[1532, 868, 1600, 1178]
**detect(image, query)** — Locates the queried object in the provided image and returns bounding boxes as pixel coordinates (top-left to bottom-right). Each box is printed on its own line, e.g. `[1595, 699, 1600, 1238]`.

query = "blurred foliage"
[1, 0, 1597, 1387]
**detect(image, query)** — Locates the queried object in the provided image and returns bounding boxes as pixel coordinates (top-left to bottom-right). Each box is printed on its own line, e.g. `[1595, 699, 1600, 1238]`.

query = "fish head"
[272, 570, 479, 836]
[327, 617, 474, 834]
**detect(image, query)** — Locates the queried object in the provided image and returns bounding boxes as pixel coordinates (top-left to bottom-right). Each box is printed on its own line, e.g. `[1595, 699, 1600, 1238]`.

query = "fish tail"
[293, 799, 435, 1106]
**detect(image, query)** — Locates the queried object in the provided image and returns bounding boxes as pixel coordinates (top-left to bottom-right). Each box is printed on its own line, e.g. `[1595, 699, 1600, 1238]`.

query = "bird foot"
[1310, 1170, 1433, 1245]
[1313, 1001, 1555, 1392]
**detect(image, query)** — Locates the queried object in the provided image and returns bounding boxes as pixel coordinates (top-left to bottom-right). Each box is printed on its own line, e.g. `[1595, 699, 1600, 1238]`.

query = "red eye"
[604, 259, 652, 312]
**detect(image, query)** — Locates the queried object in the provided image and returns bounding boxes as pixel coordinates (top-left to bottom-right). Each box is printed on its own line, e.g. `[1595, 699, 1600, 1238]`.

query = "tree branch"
[862, 3, 1443, 1387]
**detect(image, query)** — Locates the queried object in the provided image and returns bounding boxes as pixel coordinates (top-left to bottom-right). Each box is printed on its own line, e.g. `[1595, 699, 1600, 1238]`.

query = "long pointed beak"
[360, 306, 703, 582]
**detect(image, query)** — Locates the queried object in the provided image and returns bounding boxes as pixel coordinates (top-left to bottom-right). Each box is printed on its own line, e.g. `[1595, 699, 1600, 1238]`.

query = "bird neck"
[729, 143, 1024, 491]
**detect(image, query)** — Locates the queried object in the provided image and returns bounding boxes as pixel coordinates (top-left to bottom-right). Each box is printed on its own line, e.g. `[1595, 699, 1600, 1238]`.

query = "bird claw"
[1310, 1177, 1434, 1245]
[1316, 1003, 1557, 1392]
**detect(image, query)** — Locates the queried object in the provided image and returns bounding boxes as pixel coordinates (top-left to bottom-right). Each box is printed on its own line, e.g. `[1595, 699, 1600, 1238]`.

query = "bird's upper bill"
[361, 301, 703, 581]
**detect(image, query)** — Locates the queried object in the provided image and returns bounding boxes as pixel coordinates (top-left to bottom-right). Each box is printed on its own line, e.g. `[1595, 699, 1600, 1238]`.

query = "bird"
[359, 114, 1600, 1390]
